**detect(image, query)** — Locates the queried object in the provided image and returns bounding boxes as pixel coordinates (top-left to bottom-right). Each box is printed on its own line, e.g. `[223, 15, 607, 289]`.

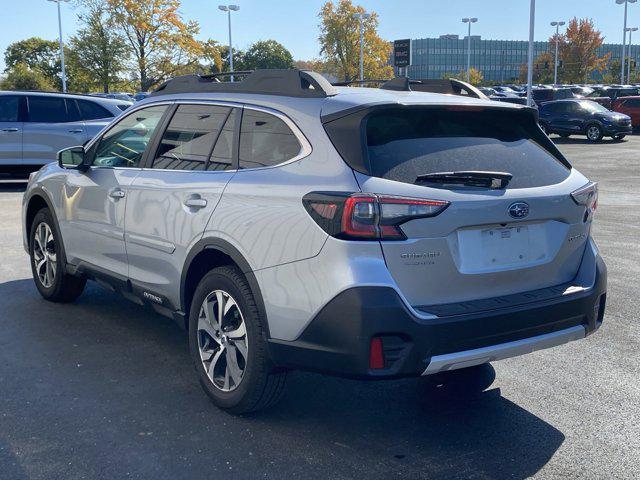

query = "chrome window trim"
[83, 99, 313, 174]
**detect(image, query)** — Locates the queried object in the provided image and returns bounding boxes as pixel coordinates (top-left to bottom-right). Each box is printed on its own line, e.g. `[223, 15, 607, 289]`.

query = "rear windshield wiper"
[415, 171, 513, 189]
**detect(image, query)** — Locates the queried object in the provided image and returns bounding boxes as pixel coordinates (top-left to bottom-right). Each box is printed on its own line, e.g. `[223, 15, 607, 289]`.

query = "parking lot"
[0, 135, 638, 480]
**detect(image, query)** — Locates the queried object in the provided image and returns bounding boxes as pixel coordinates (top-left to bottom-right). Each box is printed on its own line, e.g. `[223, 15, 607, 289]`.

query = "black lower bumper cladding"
[268, 256, 607, 379]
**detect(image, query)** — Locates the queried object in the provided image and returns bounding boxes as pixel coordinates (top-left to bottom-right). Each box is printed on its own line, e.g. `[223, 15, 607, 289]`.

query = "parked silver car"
[0, 91, 130, 174]
[22, 70, 606, 413]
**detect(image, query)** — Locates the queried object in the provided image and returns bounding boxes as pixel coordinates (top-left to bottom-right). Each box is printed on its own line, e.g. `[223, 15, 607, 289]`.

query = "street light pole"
[626, 27, 638, 82]
[617, 0, 637, 84]
[462, 17, 478, 83]
[218, 5, 240, 81]
[526, 0, 536, 107]
[47, 0, 70, 93]
[355, 12, 371, 81]
[550, 21, 565, 86]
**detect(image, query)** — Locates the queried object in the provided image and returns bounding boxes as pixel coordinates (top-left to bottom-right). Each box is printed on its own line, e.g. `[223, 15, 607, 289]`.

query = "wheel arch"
[180, 238, 269, 337]
[25, 188, 68, 263]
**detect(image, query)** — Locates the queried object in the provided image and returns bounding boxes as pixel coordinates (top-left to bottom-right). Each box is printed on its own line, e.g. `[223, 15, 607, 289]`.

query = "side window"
[208, 108, 238, 171]
[0, 96, 19, 122]
[77, 99, 113, 120]
[27, 96, 69, 123]
[152, 104, 231, 171]
[239, 109, 302, 169]
[92, 105, 167, 168]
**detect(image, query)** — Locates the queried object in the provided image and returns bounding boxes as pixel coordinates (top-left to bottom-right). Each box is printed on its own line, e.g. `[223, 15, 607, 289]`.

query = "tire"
[422, 363, 496, 397]
[188, 266, 286, 414]
[585, 124, 603, 142]
[29, 208, 86, 302]
[613, 134, 626, 140]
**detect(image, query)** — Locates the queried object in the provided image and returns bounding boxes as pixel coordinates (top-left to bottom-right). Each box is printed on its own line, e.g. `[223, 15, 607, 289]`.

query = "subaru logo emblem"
[508, 202, 529, 219]
[509, 202, 529, 218]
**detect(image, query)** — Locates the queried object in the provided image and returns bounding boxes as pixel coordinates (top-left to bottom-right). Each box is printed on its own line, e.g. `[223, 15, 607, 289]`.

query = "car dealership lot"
[0, 137, 639, 479]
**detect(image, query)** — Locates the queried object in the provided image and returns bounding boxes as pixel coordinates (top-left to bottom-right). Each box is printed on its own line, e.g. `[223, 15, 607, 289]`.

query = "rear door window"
[363, 107, 570, 189]
[239, 109, 301, 169]
[27, 96, 70, 123]
[152, 104, 234, 171]
[0, 96, 20, 122]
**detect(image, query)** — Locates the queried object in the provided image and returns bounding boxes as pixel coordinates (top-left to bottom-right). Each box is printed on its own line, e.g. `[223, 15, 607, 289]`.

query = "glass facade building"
[404, 35, 635, 83]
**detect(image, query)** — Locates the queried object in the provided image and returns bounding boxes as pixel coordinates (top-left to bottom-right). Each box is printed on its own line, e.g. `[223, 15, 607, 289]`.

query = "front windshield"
[579, 101, 609, 113]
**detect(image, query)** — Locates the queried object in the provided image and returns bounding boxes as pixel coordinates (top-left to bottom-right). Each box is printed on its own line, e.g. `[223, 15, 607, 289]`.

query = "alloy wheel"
[587, 126, 601, 141]
[197, 290, 248, 392]
[33, 222, 57, 288]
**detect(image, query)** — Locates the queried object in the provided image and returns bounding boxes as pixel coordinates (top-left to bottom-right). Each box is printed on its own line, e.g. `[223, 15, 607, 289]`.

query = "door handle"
[109, 189, 125, 199]
[68, 129, 84, 133]
[1, 128, 19, 132]
[184, 198, 207, 209]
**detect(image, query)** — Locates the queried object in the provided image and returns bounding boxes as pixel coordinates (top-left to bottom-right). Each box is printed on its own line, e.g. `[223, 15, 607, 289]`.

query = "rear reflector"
[369, 338, 385, 370]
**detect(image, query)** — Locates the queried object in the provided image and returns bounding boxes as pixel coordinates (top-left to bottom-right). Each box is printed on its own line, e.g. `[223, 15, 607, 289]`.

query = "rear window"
[323, 106, 570, 190]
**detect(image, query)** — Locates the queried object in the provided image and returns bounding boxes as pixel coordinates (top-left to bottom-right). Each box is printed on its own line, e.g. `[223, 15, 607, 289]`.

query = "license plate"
[481, 225, 530, 266]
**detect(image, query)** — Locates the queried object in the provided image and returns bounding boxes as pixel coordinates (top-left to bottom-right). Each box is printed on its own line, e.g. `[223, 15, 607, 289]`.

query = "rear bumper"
[268, 248, 606, 379]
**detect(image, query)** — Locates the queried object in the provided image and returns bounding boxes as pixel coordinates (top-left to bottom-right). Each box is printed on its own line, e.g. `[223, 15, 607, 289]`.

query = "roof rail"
[332, 79, 391, 87]
[150, 69, 338, 98]
[389, 77, 487, 99]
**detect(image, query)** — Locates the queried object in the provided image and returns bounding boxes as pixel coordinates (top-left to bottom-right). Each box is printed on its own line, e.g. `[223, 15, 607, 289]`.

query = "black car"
[538, 99, 632, 142]
[531, 87, 576, 105]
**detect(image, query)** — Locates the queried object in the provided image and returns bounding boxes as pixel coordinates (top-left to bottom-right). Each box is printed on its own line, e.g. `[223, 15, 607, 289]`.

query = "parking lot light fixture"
[462, 17, 478, 83]
[550, 21, 565, 86]
[47, 0, 70, 93]
[355, 12, 371, 81]
[626, 27, 638, 82]
[218, 4, 240, 82]
[526, 0, 536, 107]
[617, 0, 638, 84]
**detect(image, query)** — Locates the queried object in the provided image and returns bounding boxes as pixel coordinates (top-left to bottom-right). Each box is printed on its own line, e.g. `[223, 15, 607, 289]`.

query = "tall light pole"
[617, 0, 637, 85]
[355, 12, 371, 81]
[626, 27, 638, 82]
[47, 0, 70, 92]
[218, 4, 240, 81]
[526, 0, 536, 107]
[550, 21, 565, 86]
[462, 17, 478, 82]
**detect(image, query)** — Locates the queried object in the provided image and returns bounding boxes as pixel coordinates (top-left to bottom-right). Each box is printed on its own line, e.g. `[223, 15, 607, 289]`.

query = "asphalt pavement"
[0, 135, 638, 479]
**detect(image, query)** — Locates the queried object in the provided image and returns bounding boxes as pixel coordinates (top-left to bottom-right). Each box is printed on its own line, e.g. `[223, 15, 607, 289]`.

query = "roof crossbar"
[151, 69, 338, 98]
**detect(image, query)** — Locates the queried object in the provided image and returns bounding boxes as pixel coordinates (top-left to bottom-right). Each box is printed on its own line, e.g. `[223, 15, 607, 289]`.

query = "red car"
[613, 96, 640, 127]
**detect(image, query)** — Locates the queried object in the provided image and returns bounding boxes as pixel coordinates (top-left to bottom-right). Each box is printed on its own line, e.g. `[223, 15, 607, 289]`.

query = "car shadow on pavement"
[0, 278, 564, 480]
[0, 178, 27, 192]
[551, 136, 627, 145]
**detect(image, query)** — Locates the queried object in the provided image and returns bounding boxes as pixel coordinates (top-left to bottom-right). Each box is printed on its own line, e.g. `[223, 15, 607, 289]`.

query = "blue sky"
[0, 0, 634, 71]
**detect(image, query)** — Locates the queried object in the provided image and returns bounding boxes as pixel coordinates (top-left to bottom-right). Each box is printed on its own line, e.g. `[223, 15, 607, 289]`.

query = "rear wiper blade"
[415, 171, 513, 189]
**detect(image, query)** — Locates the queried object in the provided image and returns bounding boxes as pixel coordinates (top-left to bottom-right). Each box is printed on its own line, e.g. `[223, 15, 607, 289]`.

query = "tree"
[241, 40, 294, 70]
[519, 51, 555, 84]
[444, 67, 484, 86]
[4, 37, 61, 88]
[318, 0, 393, 82]
[0, 62, 54, 90]
[558, 18, 609, 83]
[106, 0, 209, 91]
[67, 0, 128, 93]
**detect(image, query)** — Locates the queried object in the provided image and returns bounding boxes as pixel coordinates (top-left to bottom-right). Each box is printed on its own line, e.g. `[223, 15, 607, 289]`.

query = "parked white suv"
[22, 70, 606, 413]
[0, 91, 130, 174]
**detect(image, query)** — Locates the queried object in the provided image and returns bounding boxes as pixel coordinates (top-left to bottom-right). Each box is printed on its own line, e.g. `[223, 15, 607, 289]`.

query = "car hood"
[596, 111, 631, 122]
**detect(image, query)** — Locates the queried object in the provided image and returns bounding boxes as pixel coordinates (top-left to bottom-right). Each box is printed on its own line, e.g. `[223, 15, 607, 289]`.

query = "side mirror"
[58, 146, 88, 171]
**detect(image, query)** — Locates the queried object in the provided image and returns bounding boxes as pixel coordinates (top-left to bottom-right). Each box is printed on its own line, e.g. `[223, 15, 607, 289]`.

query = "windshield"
[579, 101, 609, 113]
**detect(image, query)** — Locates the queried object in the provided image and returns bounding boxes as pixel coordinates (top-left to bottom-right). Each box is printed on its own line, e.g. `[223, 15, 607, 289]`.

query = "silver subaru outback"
[22, 70, 606, 413]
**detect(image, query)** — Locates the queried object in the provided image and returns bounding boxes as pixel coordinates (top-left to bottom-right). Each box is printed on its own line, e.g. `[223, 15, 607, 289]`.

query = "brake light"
[303, 192, 450, 240]
[571, 182, 598, 222]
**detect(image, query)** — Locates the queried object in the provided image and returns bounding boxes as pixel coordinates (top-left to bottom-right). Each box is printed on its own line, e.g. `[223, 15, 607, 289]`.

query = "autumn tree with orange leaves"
[107, 0, 221, 91]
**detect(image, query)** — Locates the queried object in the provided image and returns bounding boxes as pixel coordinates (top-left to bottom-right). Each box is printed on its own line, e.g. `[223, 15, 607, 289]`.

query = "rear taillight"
[571, 182, 598, 222]
[302, 192, 450, 240]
